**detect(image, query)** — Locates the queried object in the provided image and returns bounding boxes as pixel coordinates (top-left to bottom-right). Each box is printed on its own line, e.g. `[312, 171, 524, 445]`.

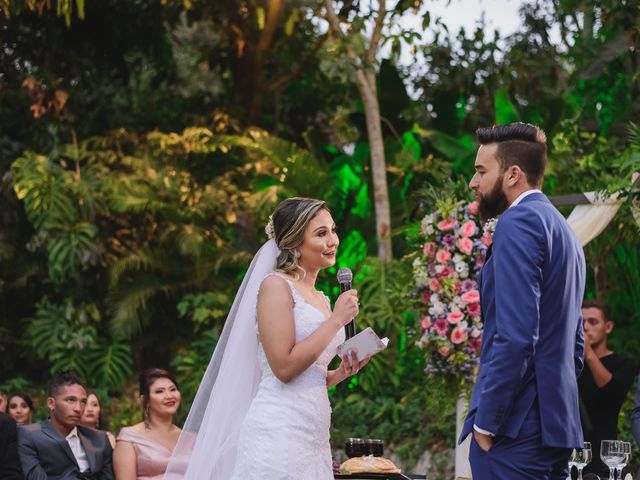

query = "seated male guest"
[1, 411, 24, 479]
[17, 371, 114, 480]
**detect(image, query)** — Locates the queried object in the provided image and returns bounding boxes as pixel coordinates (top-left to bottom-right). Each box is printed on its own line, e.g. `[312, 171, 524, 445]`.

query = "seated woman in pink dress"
[113, 368, 183, 480]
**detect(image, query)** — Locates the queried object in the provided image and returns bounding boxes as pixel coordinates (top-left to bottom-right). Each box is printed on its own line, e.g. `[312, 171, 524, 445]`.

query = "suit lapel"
[478, 244, 492, 325]
[78, 428, 97, 473]
[41, 420, 79, 468]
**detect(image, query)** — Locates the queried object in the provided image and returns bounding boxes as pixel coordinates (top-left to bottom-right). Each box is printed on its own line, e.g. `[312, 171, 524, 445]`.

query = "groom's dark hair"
[476, 122, 547, 187]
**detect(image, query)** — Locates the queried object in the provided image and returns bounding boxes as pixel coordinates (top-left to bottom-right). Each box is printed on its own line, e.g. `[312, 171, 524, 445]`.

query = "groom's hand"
[473, 430, 493, 452]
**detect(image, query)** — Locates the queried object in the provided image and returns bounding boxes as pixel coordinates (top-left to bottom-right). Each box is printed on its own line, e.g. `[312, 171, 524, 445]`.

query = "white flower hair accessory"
[265, 215, 275, 240]
[484, 217, 498, 236]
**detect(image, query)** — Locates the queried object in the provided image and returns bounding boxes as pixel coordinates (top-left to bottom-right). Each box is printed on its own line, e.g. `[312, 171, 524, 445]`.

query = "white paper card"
[336, 327, 389, 362]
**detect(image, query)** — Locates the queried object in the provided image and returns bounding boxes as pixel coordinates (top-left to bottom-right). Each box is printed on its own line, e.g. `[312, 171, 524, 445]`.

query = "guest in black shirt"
[578, 299, 637, 478]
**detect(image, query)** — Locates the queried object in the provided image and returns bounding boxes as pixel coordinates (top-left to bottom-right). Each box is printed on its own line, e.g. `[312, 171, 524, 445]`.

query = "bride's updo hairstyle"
[271, 197, 329, 279]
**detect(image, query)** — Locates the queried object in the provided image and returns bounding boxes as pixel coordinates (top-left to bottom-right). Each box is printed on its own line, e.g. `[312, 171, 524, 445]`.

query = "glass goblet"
[600, 440, 623, 480]
[614, 441, 631, 479]
[573, 442, 591, 480]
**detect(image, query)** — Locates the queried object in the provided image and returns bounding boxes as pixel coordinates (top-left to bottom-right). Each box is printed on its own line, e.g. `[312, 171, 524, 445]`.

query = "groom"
[459, 123, 586, 479]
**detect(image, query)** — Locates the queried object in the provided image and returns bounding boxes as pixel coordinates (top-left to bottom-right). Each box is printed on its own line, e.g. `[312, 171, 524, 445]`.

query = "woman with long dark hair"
[79, 392, 116, 448]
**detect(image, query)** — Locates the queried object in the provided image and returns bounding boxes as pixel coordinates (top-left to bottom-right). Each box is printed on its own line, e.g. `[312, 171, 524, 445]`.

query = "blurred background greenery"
[1, 0, 639, 477]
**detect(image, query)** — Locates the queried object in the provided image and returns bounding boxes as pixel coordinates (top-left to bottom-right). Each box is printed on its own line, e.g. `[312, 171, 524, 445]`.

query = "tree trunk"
[323, 0, 392, 261]
[355, 70, 392, 262]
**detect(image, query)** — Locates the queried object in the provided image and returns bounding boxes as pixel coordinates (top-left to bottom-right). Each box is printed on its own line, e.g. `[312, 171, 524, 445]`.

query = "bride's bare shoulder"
[259, 274, 293, 301]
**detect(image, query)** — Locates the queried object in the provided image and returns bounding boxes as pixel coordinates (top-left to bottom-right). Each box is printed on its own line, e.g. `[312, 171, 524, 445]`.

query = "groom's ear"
[505, 165, 523, 185]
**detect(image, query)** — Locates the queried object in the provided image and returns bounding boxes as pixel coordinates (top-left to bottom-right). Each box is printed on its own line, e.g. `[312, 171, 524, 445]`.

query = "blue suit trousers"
[469, 401, 572, 480]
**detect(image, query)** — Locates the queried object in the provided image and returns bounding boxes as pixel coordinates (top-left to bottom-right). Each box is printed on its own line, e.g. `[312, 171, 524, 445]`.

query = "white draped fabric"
[566, 191, 624, 246]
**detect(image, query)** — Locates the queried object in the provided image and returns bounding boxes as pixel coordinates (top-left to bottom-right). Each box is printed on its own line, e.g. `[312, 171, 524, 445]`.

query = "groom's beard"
[479, 175, 509, 223]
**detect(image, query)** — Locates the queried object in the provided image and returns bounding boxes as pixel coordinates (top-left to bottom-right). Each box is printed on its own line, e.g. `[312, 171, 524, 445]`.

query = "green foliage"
[329, 257, 451, 468]
[170, 328, 220, 411]
[24, 298, 132, 391]
[494, 89, 519, 124]
[1, 0, 85, 26]
[12, 152, 76, 229]
[177, 292, 230, 331]
[1, 1, 640, 475]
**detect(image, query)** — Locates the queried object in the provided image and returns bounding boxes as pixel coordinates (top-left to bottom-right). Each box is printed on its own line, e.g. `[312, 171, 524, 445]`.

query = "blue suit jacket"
[459, 192, 586, 449]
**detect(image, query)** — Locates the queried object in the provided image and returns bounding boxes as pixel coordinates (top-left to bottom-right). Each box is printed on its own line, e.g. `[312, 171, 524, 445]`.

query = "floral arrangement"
[412, 198, 492, 386]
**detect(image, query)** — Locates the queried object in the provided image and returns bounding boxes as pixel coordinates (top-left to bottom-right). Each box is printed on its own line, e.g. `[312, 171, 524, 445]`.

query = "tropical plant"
[24, 298, 132, 391]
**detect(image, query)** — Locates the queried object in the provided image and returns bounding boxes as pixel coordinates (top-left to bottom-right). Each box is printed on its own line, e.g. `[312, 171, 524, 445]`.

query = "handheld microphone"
[337, 268, 356, 339]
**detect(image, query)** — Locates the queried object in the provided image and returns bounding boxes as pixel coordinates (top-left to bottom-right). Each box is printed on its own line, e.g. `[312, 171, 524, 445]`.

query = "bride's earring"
[294, 249, 301, 259]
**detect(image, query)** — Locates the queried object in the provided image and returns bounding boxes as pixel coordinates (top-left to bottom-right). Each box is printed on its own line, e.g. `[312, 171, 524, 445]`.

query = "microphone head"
[337, 268, 353, 284]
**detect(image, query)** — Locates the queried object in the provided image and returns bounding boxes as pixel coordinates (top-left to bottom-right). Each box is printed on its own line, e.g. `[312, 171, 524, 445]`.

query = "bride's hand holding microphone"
[331, 288, 360, 328]
[331, 289, 370, 380]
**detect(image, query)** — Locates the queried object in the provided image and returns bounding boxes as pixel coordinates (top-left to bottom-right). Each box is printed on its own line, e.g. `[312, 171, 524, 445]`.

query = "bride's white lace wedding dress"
[230, 274, 345, 480]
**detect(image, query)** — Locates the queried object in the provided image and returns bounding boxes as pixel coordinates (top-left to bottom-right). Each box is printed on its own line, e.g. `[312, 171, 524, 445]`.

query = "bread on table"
[339, 456, 401, 474]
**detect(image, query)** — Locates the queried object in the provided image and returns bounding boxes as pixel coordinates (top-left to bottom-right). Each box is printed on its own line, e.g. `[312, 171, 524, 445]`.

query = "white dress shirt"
[65, 427, 90, 472]
[473, 188, 542, 437]
[509, 188, 542, 208]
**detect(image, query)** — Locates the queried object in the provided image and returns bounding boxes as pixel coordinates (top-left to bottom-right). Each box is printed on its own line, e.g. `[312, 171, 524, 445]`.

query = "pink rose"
[447, 311, 464, 324]
[467, 302, 481, 317]
[461, 290, 480, 304]
[421, 316, 432, 330]
[457, 237, 473, 255]
[467, 201, 479, 215]
[468, 337, 482, 352]
[423, 242, 436, 257]
[421, 291, 431, 304]
[481, 233, 493, 246]
[437, 218, 456, 232]
[459, 220, 477, 238]
[438, 346, 450, 357]
[438, 267, 452, 279]
[436, 249, 452, 264]
[434, 319, 449, 337]
[451, 327, 468, 345]
[428, 278, 441, 292]
[454, 281, 462, 294]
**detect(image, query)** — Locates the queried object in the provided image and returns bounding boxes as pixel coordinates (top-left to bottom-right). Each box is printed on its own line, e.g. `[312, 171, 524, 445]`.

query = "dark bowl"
[345, 438, 366, 458]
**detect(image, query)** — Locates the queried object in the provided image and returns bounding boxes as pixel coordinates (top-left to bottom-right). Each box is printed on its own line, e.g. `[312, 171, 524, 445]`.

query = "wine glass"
[614, 441, 631, 479]
[568, 448, 578, 480]
[573, 442, 591, 480]
[600, 440, 623, 479]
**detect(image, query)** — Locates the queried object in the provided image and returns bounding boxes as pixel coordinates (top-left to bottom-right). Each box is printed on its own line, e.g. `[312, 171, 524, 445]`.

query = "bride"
[164, 197, 369, 479]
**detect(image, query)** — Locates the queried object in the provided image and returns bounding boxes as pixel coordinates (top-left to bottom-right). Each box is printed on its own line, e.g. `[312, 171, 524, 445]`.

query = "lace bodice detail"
[256, 274, 343, 388]
[230, 273, 344, 480]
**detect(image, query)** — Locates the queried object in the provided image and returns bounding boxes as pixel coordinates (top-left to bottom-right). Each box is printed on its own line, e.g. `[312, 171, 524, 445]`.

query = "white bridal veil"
[164, 239, 280, 479]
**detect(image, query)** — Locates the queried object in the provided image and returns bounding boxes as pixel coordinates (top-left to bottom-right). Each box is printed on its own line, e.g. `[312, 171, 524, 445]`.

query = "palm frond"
[108, 275, 169, 337]
[109, 249, 159, 287]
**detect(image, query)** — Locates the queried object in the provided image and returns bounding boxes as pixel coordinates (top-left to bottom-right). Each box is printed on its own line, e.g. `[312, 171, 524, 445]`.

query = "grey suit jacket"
[17, 420, 114, 480]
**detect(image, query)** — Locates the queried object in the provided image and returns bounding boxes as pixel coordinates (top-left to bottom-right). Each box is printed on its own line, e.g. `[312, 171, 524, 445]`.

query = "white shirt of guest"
[65, 427, 90, 472]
